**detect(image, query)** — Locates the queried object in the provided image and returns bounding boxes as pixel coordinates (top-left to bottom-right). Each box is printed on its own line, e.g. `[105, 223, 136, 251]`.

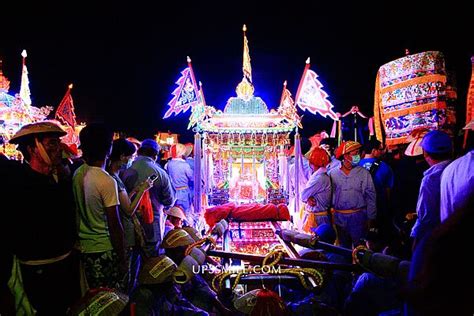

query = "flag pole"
[199, 81, 206, 106]
[20, 49, 32, 106]
[294, 57, 311, 107]
[187, 56, 200, 95]
[292, 59, 310, 227]
[242, 24, 252, 83]
[279, 80, 288, 106]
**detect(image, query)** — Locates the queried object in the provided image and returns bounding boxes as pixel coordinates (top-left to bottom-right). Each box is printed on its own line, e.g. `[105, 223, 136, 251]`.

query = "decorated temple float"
[164, 25, 338, 257]
[192, 27, 297, 258]
[0, 51, 53, 159]
[161, 27, 381, 298]
[1, 52, 83, 159]
[200, 75, 294, 207]
[198, 91, 294, 255]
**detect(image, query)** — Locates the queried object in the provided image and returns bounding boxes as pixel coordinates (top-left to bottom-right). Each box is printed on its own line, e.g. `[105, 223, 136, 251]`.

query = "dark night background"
[1, 1, 472, 143]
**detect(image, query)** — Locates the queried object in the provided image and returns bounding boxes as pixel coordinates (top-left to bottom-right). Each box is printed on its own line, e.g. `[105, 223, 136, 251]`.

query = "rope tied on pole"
[211, 244, 324, 292]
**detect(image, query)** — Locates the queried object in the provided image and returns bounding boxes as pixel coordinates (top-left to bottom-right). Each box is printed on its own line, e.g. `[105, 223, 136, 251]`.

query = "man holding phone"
[122, 139, 175, 256]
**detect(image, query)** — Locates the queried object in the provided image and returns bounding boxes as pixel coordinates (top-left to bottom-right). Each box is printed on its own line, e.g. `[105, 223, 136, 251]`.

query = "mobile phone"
[148, 173, 158, 182]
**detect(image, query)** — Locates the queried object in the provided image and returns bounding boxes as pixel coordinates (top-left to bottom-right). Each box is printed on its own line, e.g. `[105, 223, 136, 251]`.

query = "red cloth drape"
[204, 202, 290, 226]
[137, 190, 153, 224]
[204, 202, 236, 227]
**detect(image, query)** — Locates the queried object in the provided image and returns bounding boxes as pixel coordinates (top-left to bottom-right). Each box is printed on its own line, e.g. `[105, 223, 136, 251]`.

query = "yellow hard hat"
[162, 228, 195, 249]
[183, 226, 202, 242]
[139, 255, 177, 285]
[67, 288, 128, 316]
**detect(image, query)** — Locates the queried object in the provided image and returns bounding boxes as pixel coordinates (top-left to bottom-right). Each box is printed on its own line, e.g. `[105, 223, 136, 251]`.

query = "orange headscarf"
[308, 147, 330, 169]
[137, 190, 153, 224]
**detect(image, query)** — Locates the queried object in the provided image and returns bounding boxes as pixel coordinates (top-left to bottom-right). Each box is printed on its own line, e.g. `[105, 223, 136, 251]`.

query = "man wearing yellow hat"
[3, 121, 80, 314]
[330, 141, 377, 248]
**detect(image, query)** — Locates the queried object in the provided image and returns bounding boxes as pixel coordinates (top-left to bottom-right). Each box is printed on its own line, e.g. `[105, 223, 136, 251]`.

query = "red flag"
[56, 85, 76, 128]
[295, 60, 337, 120]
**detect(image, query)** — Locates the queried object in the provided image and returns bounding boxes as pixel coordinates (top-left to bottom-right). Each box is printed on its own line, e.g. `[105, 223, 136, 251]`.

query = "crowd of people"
[295, 128, 474, 315]
[0, 120, 473, 315]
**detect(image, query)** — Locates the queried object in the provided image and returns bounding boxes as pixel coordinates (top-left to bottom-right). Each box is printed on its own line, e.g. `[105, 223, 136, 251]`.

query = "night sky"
[2, 1, 472, 143]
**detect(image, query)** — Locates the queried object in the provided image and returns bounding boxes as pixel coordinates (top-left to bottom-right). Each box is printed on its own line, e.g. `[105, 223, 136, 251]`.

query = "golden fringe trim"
[465, 65, 474, 124]
[386, 137, 408, 146]
[380, 74, 447, 94]
[374, 73, 384, 143]
[381, 101, 446, 119]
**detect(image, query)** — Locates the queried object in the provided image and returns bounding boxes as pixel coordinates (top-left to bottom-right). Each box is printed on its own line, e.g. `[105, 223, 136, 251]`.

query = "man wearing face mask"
[122, 139, 175, 256]
[107, 138, 153, 293]
[3, 121, 80, 314]
[329, 141, 377, 248]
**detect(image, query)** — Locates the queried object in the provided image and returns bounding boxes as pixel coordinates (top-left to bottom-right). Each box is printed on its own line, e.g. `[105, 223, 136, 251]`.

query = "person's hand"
[307, 197, 317, 207]
[136, 178, 154, 193]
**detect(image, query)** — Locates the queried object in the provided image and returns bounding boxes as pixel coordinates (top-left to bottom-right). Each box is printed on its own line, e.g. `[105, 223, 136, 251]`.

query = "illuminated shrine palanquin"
[199, 76, 295, 206]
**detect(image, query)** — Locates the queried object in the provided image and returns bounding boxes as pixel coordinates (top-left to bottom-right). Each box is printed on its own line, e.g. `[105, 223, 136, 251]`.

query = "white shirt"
[440, 150, 474, 221]
[73, 164, 120, 252]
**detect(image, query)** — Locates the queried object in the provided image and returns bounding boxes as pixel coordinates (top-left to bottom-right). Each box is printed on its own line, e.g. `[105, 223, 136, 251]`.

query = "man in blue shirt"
[165, 143, 194, 225]
[122, 139, 175, 256]
[301, 148, 332, 232]
[360, 139, 394, 243]
[410, 130, 452, 250]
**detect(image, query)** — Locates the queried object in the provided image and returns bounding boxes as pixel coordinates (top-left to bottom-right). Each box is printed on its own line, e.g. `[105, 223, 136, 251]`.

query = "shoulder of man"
[94, 168, 117, 185]
[368, 159, 382, 174]
[354, 165, 373, 177]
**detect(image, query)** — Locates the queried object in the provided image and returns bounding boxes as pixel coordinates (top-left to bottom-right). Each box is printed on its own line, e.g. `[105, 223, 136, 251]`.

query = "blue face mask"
[351, 154, 361, 166]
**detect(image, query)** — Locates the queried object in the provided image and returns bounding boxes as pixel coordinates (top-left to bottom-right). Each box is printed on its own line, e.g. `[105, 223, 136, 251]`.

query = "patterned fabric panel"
[379, 51, 446, 88]
[382, 81, 446, 112]
[384, 109, 447, 141]
[374, 51, 449, 146]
